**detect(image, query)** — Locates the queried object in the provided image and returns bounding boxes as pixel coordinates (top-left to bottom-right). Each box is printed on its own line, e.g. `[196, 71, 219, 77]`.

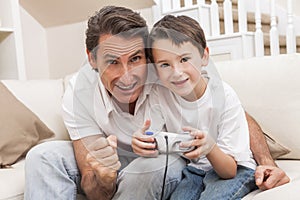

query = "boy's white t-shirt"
[149, 75, 257, 171]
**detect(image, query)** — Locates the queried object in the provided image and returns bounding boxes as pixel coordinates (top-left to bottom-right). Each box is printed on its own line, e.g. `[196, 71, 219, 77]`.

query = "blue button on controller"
[145, 131, 154, 135]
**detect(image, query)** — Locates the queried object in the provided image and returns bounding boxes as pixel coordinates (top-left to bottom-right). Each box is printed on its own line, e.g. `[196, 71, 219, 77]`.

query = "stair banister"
[197, 0, 205, 33]
[184, 0, 193, 7]
[197, 0, 205, 5]
[238, 0, 247, 33]
[161, 0, 171, 13]
[270, 0, 280, 55]
[286, 0, 296, 54]
[210, 0, 220, 36]
[255, 0, 264, 57]
[152, 0, 162, 25]
[223, 0, 234, 34]
[172, 0, 181, 9]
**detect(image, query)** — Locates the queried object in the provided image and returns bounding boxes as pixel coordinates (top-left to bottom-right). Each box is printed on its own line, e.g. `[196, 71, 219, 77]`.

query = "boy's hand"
[180, 126, 216, 160]
[131, 120, 159, 157]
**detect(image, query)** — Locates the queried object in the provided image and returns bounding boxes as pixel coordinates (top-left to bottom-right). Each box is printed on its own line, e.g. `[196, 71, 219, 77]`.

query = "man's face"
[92, 34, 147, 104]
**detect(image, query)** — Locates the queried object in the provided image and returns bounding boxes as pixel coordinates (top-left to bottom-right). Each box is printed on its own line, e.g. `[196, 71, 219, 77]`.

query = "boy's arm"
[206, 145, 237, 179]
[131, 120, 158, 157]
[245, 112, 290, 190]
[182, 127, 237, 179]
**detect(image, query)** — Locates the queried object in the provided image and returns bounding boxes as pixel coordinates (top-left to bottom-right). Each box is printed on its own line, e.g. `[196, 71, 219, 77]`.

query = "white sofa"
[1, 54, 300, 199]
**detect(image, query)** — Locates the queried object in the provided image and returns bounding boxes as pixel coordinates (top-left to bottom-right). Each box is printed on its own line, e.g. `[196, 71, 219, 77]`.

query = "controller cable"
[160, 135, 169, 200]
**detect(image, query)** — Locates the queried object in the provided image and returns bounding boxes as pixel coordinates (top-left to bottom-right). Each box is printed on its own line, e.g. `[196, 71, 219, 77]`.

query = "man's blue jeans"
[170, 165, 257, 200]
[24, 141, 186, 200]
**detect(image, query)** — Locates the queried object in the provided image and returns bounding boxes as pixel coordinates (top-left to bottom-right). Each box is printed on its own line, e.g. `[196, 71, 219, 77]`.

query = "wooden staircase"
[179, 0, 300, 55]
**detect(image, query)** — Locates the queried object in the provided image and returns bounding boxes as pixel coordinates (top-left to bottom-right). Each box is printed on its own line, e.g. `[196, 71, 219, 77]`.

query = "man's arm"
[245, 112, 275, 166]
[73, 135, 120, 200]
[245, 112, 290, 190]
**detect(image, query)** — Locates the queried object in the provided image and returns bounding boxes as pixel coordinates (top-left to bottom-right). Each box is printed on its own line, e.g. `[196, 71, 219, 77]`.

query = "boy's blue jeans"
[24, 141, 186, 200]
[170, 165, 258, 200]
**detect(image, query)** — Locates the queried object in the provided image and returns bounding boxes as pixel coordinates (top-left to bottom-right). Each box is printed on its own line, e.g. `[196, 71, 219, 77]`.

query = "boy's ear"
[86, 49, 97, 70]
[202, 47, 209, 66]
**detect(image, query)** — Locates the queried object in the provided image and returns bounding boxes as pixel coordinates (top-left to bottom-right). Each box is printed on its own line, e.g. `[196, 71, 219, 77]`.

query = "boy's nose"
[173, 65, 184, 76]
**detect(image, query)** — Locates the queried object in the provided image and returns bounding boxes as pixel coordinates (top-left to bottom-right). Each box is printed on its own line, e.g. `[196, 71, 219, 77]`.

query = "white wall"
[276, 0, 300, 16]
[137, 7, 154, 27]
[46, 21, 87, 79]
[19, 1, 300, 79]
[46, 7, 153, 79]
[20, 7, 49, 79]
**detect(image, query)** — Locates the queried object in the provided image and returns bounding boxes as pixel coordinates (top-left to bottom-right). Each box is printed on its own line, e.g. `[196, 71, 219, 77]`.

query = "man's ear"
[202, 47, 210, 66]
[86, 49, 97, 69]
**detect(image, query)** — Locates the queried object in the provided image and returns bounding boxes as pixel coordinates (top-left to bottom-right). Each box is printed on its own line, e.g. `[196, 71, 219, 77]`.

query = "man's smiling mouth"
[116, 82, 138, 91]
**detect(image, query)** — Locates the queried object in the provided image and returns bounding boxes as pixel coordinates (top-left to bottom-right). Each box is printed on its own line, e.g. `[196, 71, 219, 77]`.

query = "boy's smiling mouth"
[171, 78, 189, 86]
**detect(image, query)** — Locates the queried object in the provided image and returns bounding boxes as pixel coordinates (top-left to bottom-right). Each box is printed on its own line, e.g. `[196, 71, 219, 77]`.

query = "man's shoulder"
[69, 64, 99, 91]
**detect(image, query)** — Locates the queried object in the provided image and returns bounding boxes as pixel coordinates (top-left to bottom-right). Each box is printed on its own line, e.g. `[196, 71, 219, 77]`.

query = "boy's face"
[152, 39, 209, 101]
[89, 34, 147, 104]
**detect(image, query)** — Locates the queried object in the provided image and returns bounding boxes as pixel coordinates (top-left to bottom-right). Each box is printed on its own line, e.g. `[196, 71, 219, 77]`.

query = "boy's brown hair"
[148, 15, 207, 62]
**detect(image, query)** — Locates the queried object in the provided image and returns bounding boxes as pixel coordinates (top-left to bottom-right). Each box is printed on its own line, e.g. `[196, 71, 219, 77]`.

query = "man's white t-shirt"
[62, 64, 155, 153]
[148, 74, 257, 171]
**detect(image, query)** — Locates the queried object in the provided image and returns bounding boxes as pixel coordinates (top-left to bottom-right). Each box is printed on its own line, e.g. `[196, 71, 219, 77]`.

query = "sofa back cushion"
[1, 80, 69, 141]
[214, 54, 300, 159]
[0, 83, 55, 166]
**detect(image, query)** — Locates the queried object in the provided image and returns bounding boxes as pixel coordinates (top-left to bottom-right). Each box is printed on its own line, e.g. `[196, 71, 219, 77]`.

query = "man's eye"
[160, 63, 170, 68]
[180, 57, 190, 63]
[107, 60, 117, 65]
[131, 56, 141, 63]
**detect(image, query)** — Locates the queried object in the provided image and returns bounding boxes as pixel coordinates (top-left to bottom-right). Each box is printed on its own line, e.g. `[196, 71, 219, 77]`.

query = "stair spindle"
[286, 0, 296, 54]
[172, 0, 181, 9]
[223, 0, 234, 34]
[210, 0, 220, 36]
[255, 0, 264, 57]
[161, 0, 172, 13]
[152, 0, 162, 25]
[197, 0, 205, 5]
[270, 0, 280, 56]
[237, 0, 247, 33]
[184, 0, 193, 7]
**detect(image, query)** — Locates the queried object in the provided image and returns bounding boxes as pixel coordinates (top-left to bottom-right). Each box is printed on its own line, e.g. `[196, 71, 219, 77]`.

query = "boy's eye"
[159, 63, 170, 68]
[180, 57, 190, 63]
[130, 56, 141, 63]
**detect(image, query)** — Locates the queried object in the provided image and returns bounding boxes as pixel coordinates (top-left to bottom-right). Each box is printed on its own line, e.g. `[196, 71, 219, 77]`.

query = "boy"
[132, 15, 257, 199]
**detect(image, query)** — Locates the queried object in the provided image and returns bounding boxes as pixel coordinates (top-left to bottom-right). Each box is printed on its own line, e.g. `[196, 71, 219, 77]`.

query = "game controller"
[145, 131, 195, 154]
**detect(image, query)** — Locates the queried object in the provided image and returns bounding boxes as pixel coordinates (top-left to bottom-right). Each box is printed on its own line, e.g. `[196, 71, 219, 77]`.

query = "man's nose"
[119, 64, 133, 84]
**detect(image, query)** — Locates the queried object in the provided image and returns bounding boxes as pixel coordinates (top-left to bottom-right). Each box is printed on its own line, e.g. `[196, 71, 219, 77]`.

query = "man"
[24, 5, 289, 200]
[25, 6, 185, 200]
[246, 113, 290, 190]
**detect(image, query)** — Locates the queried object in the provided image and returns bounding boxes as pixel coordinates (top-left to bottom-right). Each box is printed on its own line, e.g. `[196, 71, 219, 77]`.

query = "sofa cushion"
[0, 159, 25, 199]
[215, 54, 300, 159]
[1, 80, 69, 141]
[264, 132, 290, 159]
[243, 160, 300, 200]
[0, 83, 55, 167]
